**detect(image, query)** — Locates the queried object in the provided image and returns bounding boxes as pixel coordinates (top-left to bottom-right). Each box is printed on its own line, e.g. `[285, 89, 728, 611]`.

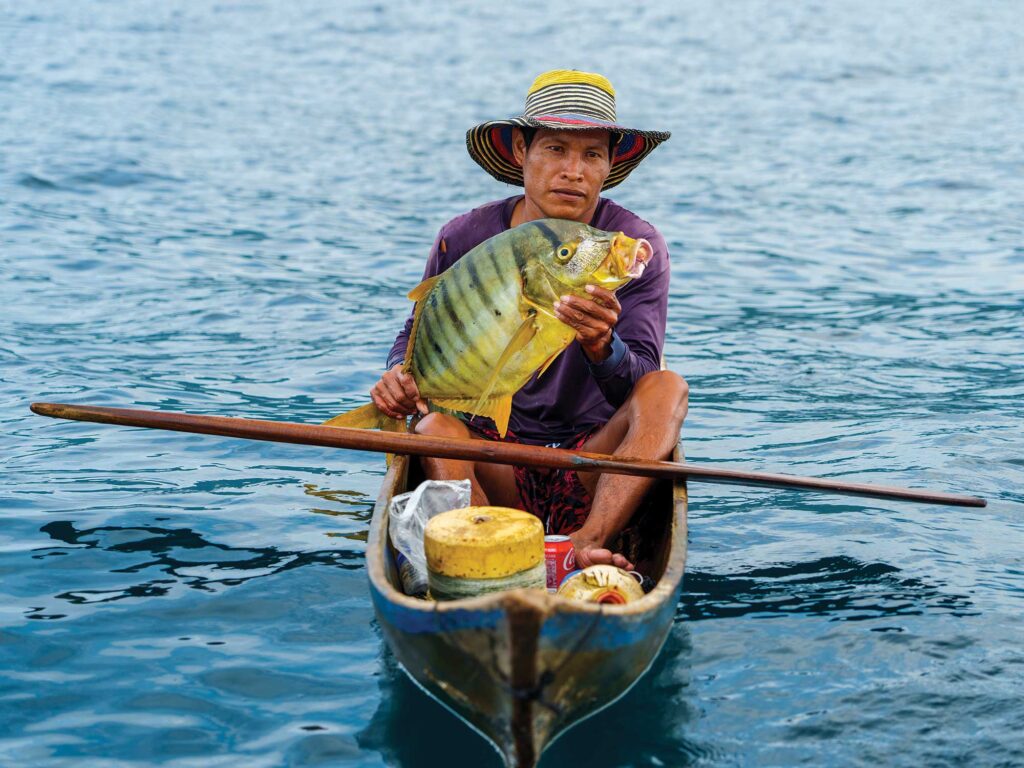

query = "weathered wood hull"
[367, 451, 688, 768]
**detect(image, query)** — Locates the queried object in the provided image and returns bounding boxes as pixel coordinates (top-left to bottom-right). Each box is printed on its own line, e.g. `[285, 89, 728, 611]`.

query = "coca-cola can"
[544, 535, 576, 592]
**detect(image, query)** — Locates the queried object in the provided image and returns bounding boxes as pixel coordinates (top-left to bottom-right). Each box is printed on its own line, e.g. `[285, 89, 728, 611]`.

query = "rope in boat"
[428, 561, 546, 601]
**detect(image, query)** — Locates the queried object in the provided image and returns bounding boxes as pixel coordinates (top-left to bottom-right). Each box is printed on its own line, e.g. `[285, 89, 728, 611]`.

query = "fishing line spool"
[424, 506, 546, 600]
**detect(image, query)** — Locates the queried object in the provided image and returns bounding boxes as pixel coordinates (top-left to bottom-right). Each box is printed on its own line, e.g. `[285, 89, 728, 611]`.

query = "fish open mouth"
[610, 234, 652, 279]
[629, 238, 653, 278]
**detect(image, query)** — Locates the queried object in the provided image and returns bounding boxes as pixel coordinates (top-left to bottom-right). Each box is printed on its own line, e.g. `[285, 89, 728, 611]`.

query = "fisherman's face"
[513, 128, 613, 224]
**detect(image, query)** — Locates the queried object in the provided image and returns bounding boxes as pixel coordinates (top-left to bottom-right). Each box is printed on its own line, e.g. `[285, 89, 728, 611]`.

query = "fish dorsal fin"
[433, 396, 514, 438]
[407, 275, 440, 302]
[402, 275, 441, 372]
[472, 315, 537, 416]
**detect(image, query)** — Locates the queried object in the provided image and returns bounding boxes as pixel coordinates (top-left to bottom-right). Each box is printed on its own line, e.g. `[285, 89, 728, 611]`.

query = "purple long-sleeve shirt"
[387, 195, 669, 446]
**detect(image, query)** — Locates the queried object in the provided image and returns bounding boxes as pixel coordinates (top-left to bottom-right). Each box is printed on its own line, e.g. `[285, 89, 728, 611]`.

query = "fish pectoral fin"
[407, 275, 441, 302]
[535, 347, 566, 379]
[520, 260, 560, 318]
[471, 316, 537, 415]
[521, 294, 552, 317]
[322, 403, 399, 430]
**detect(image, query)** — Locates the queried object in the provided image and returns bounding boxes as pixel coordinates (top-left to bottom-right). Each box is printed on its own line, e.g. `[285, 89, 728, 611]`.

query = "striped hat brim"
[466, 115, 670, 191]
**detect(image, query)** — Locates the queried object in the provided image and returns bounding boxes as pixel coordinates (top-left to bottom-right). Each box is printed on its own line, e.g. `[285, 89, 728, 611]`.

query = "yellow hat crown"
[524, 69, 617, 122]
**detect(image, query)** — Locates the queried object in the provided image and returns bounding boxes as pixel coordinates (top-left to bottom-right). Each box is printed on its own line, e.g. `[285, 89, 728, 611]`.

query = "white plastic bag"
[388, 479, 471, 597]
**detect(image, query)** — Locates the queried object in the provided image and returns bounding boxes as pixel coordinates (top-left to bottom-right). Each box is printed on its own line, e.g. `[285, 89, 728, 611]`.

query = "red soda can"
[544, 535, 576, 592]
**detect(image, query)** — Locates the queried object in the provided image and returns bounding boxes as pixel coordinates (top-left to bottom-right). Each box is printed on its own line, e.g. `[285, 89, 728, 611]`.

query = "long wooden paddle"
[30, 402, 985, 508]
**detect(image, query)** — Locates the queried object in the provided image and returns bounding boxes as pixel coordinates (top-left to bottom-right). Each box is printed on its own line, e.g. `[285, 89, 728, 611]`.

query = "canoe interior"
[368, 449, 687, 767]
[382, 458, 676, 590]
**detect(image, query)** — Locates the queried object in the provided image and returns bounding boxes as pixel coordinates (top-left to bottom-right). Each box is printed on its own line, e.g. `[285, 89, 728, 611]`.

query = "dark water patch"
[888, 205, 925, 217]
[54, 258, 103, 272]
[678, 556, 976, 622]
[810, 111, 851, 125]
[229, 229, 268, 241]
[202, 666, 341, 699]
[286, 732, 363, 764]
[47, 80, 98, 93]
[266, 293, 326, 308]
[33, 520, 366, 610]
[196, 311, 237, 324]
[808, 687, 1024, 765]
[14, 173, 60, 190]
[900, 178, 992, 192]
[63, 167, 183, 190]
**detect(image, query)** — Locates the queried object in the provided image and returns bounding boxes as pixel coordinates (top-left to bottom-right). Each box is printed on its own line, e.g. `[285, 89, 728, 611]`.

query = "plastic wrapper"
[388, 479, 471, 597]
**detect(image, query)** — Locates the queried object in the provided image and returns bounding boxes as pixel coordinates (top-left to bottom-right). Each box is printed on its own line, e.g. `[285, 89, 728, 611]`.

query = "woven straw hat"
[466, 70, 670, 191]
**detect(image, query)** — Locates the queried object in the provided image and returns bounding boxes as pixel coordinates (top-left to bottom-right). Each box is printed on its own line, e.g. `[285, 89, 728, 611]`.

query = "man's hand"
[553, 285, 621, 363]
[569, 531, 634, 571]
[371, 364, 428, 419]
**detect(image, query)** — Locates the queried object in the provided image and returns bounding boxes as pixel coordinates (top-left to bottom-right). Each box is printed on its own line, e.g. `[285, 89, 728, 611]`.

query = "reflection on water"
[358, 640, 503, 768]
[305, 483, 372, 542]
[358, 626, 711, 768]
[678, 555, 975, 623]
[33, 509, 370, 614]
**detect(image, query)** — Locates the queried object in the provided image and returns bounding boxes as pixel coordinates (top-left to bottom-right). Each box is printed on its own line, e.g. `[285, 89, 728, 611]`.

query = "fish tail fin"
[323, 403, 400, 431]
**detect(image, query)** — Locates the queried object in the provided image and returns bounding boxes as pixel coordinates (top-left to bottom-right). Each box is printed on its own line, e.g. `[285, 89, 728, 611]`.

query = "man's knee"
[632, 370, 689, 421]
[635, 369, 688, 400]
[413, 412, 470, 439]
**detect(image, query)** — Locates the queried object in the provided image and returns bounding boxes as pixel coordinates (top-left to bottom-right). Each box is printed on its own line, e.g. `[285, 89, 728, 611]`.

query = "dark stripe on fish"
[438, 282, 488, 380]
[531, 220, 563, 251]
[483, 241, 504, 283]
[441, 272, 493, 377]
[465, 252, 484, 295]
[419, 288, 464, 391]
[478, 242, 508, 309]
[452, 252, 512, 378]
[416, 327, 458, 388]
[428, 290, 474, 391]
[414, 281, 485, 393]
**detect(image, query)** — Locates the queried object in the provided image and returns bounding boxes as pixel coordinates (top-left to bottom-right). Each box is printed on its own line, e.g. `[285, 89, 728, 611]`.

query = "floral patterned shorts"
[463, 419, 600, 535]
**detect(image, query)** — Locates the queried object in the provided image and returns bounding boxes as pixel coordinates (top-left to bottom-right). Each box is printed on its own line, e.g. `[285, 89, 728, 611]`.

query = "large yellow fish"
[326, 218, 651, 437]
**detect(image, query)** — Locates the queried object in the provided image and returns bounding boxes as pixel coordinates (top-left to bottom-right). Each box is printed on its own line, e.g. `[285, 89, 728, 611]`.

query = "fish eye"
[555, 243, 576, 264]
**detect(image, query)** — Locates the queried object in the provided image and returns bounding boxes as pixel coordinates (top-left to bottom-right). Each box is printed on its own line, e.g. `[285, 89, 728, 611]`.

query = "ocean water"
[2, 1, 1022, 766]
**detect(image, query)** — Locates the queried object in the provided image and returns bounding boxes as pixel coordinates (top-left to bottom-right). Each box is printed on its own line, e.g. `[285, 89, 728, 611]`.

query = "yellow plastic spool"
[425, 506, 545, 599]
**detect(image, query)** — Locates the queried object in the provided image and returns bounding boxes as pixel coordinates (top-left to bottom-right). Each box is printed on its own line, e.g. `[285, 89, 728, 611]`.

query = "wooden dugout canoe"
[366, 445, 688, 768]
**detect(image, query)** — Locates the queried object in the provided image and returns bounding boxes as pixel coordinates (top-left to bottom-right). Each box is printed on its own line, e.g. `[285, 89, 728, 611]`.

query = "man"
[371, 70, 688, 570]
